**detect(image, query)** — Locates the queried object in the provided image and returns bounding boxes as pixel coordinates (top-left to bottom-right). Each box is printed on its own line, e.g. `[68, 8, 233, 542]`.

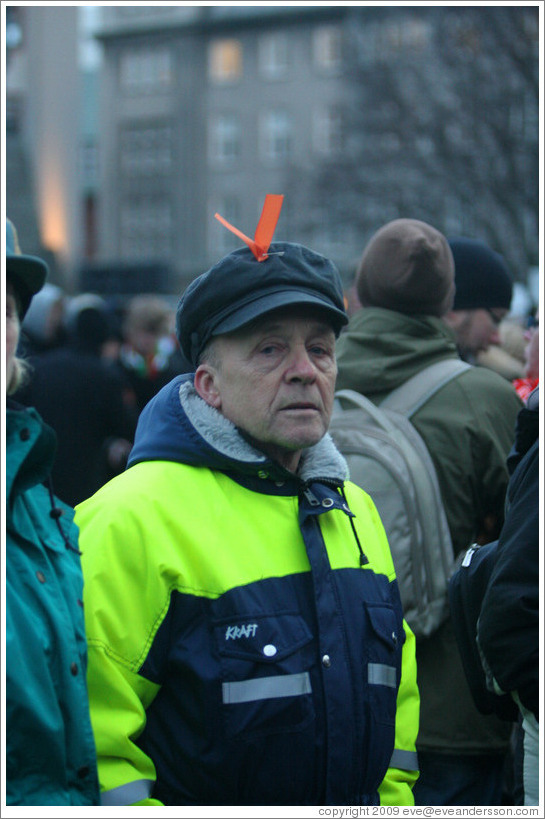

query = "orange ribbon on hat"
[215, 194, 284, 261]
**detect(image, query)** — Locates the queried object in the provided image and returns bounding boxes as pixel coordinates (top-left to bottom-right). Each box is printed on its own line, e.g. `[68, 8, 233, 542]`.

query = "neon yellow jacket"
[76, 376, 419, 806]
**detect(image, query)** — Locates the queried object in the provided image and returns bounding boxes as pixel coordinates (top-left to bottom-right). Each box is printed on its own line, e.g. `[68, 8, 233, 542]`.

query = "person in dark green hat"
[5, 219, 100, 806]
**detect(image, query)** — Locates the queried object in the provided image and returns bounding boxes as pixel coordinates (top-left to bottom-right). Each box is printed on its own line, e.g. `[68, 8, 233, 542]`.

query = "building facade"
[5, 5, 80, 284]
[94, 6, 351, 294]
[6, 5, 539, 297]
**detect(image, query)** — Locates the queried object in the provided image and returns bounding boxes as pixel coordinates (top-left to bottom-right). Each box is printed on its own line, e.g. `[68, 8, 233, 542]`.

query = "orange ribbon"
[215, 194, 284, 261]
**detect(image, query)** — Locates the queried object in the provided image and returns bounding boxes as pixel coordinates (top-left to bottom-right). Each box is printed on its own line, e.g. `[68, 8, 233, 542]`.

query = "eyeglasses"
[486, 309, 503, 327]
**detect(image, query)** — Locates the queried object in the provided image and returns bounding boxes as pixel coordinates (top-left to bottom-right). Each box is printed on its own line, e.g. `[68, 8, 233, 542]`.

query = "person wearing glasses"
[443, 237, 514, 364]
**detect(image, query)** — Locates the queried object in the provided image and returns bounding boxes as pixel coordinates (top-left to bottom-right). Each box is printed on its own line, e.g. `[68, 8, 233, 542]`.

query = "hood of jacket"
[128, 374, 349, 486]
[336, 307, 460, 399]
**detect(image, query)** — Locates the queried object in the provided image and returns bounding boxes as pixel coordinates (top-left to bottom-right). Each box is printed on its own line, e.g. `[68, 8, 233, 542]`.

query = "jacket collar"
[180, 379, 349, 484]
[6, 403, 57, 503]
[336, 307, 460, 398]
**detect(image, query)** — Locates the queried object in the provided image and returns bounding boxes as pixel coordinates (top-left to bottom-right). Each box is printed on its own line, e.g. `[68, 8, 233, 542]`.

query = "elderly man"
[75, 236, 419, 807]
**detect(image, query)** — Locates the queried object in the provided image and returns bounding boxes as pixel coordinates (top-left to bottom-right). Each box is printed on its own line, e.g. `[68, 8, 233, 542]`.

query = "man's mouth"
[281, 403, 319, 411]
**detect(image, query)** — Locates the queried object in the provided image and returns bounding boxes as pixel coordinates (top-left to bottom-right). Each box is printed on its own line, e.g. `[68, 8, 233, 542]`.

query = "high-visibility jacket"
[76, 376, 419, 806]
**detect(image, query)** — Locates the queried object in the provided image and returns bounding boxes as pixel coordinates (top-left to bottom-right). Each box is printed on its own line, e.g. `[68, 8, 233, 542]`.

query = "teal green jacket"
[6, 402, 99, 806]
[336, 308, 522, 753]
[76, 375, 420, 806]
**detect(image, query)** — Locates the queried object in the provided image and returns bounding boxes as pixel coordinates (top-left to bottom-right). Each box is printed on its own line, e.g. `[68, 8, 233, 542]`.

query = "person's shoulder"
[459, 364, 523, 404]
[413, 359, 522, 434]
[77, 459, 191, 513]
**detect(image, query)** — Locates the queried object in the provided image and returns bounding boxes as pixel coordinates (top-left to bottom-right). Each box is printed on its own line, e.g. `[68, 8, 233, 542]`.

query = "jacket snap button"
[20, 428, 30, 441]
[36, 571, 46, 584]
[263, 644, 277, 657]
[321, 498, 334, 508]
[322, 654, 331, 668]
[70, 662, 79, 676]
[77, 765, 90, 779]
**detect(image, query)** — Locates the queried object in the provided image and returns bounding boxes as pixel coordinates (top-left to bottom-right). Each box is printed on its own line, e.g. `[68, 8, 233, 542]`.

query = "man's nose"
[489, 328, 502, 346]
[286, 346, 317, 382]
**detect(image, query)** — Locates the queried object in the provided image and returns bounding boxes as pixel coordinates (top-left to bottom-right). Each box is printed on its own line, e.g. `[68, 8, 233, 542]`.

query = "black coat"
[15, 344, 137, 507]
[477, 387, 539, 720]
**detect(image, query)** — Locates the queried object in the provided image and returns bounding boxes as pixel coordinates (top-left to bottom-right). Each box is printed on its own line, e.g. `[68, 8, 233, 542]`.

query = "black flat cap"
[176, 242, 348, 368]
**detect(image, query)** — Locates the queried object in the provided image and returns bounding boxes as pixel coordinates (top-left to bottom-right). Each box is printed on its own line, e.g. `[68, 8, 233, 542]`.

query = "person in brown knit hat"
[356, 218, 456, 318]
[336, 217, 522, 807]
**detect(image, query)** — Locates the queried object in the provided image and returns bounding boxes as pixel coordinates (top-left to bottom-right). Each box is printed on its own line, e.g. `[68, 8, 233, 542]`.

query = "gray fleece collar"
[179, 380, 348, 483]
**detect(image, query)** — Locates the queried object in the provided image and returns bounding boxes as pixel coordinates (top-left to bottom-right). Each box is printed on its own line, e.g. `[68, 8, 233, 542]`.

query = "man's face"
[194, 306, 338, 472]
[450, 307, 507, 358]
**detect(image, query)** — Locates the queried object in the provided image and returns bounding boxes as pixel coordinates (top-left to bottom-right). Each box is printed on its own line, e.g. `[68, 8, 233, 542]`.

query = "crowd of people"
[5, 205, 539, 808]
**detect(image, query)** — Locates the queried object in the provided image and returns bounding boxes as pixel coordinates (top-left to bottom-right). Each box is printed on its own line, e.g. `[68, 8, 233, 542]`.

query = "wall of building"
[24, 7, 80, 285]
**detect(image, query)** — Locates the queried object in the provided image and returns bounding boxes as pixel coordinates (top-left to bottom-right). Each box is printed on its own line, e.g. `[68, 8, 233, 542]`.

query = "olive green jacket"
[336, 308, 522, 753]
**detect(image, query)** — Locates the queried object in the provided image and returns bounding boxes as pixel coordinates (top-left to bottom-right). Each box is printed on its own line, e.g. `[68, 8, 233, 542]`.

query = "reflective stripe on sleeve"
[101, 778, 154, 806]
[222, 671, 312, 704]
[368, 662, 397, 688]
[389, 748, 419, 772]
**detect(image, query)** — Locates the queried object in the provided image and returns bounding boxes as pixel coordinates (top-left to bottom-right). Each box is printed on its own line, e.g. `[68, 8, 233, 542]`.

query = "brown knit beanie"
[356, 218, 455, 317]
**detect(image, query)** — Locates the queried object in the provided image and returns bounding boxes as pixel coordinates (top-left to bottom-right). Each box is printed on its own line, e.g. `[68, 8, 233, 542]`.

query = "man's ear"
[194, 364, 222, 409]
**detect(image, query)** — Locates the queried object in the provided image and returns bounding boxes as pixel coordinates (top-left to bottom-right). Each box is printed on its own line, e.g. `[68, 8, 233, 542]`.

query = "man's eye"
[260, 344, 280, 355]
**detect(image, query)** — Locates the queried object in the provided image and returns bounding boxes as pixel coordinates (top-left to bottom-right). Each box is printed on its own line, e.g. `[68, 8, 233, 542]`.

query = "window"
[383, 19, 430, 52]
[119, 47, 173, 95]
[208, 115, 240, 165]
[313, 107, 344, 155]
[208, 39, 242, 83]
[260, 110, 291, 163]
[313, 25, 342, 72]
[258, 33, 289, 79]
[120, 196, 172, 259]
[80, 139, 99, 188]
[115, 7, 181, 19]
[120, 125, 173, 177]
[310, 207, 353, 259]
